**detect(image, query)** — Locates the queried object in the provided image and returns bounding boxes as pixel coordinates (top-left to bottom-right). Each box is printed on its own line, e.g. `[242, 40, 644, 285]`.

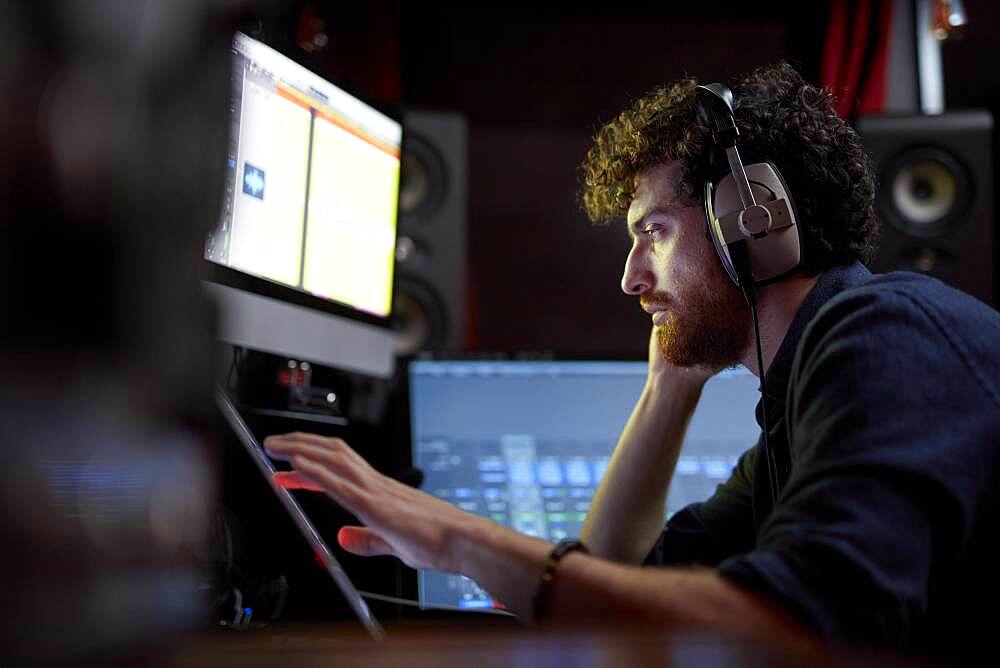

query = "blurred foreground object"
[0, 0, 265, 662]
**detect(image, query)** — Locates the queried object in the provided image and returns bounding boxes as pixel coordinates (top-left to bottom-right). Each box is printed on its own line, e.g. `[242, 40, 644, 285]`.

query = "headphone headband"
[695, 84, 739, 148]
[696, 82, 803, 288]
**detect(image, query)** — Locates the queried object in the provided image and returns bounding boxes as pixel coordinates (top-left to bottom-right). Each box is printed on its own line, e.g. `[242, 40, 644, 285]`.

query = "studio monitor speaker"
[858, 111, 995, 306]
[393, 110, 468, 354]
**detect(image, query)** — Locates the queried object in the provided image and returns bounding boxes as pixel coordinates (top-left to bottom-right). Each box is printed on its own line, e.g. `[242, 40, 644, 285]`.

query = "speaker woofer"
[859, 110, 994, 306]
[392, 277, 449, 355]
[879, 147, 971, 238]
[393, 110, 468, 353]
[399, 134, 448, 220]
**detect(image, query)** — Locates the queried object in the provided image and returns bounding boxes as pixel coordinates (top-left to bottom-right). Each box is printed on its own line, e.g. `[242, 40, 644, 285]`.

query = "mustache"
[639, 292, 671, 310]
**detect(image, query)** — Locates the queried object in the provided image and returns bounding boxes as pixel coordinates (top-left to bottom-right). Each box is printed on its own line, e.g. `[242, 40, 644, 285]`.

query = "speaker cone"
[392, 277, 449, 355]
[399, 134, 447, 220]
[879, 147, 971, 238]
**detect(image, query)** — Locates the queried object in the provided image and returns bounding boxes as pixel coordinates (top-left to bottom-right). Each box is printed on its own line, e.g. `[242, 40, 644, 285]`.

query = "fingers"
[266, 432, 350, 451]
[265, 436, 371, 486]
[337, 526, 395, 557]
[275, 431, 343, 449]
[279, 457, 389, 557]
[291, 455, 364, 508]
[265, 433, 369, 469]
[263, 432, 335, 460]
[272, 470, 324, 492]
[263, 433, 398, 533]
[266, 438, 340, 466]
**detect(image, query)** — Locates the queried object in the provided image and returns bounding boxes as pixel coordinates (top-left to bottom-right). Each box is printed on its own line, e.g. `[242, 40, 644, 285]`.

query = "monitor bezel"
[203, 29, 405, 331]
[204, 261, 393, 330]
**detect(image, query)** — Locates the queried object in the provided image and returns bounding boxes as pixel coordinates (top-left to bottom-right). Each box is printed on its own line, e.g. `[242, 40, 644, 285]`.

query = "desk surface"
[163, 620, 905, 667]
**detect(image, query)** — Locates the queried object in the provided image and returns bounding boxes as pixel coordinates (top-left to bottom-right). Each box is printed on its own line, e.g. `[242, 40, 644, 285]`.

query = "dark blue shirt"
[644, 262, 1000, 661]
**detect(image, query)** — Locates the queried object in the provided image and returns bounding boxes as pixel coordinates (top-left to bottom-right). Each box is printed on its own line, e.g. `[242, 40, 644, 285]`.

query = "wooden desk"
[164, 620, 905, 667]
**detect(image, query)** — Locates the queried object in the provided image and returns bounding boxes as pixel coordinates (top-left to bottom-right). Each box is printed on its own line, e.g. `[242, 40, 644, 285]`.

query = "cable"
[730, 239, 781, 508]
[749, 299, 781, 507]
[356, 590, 516, 617]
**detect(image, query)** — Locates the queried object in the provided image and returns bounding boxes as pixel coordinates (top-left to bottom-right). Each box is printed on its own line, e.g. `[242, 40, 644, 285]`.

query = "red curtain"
[820, 0, 895, 118]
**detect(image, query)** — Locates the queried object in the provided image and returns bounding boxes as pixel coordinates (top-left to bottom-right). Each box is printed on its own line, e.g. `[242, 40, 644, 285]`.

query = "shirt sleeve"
[717, 286, 1000, 648]
[644, 441, 759, 567]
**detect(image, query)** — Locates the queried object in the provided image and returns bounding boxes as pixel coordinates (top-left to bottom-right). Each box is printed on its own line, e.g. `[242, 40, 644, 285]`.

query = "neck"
[739, 273, 818, 378]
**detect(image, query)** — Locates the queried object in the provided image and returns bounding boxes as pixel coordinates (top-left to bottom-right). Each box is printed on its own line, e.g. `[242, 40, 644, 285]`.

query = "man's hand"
[261, 433, 812, 648]
[647, 324, 717, 388]
[265, 432, 482, 574]
[265, 431, 554, 617]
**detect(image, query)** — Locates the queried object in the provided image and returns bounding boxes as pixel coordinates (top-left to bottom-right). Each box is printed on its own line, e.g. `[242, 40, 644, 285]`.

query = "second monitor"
[407, 357, 761, 611]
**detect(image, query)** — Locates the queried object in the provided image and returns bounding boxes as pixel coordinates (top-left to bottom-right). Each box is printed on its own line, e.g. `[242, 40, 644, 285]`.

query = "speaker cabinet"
[858, 111, 995, 305]
[393, 110, 468, 354]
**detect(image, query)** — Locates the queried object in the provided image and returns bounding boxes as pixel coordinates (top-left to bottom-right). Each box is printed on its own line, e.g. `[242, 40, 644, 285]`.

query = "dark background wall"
[397, 4, 821, 355]
[257, 1, 1000, 356]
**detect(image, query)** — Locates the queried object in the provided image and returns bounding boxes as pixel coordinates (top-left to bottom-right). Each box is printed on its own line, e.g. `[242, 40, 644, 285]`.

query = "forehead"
[626, 161, 684, 226]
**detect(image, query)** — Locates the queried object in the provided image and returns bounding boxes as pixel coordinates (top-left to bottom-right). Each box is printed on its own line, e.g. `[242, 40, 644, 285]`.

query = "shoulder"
[794, 271, 1000, 406]
[778, 272, 1000, 557]
[809, 270, 999, 339]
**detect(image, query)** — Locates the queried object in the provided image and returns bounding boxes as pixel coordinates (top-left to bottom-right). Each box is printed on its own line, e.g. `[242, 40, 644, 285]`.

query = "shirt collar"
[754, 261, 873, 429]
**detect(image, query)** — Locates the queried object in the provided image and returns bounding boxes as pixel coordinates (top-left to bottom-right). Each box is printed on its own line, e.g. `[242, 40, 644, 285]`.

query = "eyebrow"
[627, 206, 673, 239]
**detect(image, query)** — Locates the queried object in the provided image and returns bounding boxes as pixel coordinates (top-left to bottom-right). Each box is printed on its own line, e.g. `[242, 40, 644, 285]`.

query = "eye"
[642, 224, 665, 238]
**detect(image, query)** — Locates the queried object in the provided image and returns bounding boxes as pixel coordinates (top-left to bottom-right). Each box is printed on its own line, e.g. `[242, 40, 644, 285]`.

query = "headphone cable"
[731, 239, 781, 508]
[749, 295, 780, 507]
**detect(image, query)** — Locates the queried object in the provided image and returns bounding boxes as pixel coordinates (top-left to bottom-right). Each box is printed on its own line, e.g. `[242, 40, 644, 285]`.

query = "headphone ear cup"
[707, 162, 802, 286]
[704, 178, 741, 286]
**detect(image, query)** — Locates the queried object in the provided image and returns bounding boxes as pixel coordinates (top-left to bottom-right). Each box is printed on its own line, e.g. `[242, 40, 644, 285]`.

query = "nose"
[621, 243, 651, 296]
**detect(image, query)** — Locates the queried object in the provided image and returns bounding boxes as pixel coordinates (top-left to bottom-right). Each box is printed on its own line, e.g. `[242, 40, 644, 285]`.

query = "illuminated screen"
[407, 359, 760, 610]
[205, 32, 401, 318]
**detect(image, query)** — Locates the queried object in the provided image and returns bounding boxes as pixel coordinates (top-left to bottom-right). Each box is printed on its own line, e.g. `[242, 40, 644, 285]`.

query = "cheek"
[660, 237, 700, 282]
[685, 228, 728, 280]
[664, 233, 728, 296]
[697, 237, 737, 287]
[648, 241, 681, 287]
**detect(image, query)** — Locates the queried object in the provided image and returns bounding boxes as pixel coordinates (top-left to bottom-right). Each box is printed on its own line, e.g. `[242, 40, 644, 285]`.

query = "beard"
[643, 262, 752, 371]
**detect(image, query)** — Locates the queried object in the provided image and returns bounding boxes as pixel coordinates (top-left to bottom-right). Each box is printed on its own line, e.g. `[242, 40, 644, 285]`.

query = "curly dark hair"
[579, 62, 878, 274]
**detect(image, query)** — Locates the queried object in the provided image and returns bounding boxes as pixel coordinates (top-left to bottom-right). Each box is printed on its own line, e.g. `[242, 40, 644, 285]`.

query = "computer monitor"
[203, 31, 401, 378]
[407, 357, 760, 610]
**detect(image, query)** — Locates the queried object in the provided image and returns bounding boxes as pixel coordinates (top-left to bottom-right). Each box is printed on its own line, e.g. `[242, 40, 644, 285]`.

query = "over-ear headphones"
[694, 83, 801, 511]
[695, 84, 803, 293]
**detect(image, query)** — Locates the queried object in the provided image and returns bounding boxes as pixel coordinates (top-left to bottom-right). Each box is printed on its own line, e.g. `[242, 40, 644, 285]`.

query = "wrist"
[449, 519, 552, 617]
[643, 367, 707, 403]
[440, 511, 495, 574]
[532, 539, 590, 623]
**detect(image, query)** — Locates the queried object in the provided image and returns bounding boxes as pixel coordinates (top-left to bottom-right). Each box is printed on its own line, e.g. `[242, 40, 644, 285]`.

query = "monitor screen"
[202, 32, 401, 377]
[407, 359, 760, 610]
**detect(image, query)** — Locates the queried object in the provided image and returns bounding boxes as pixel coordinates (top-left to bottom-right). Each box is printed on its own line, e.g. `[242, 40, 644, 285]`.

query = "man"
[265, 63, 1000, 661]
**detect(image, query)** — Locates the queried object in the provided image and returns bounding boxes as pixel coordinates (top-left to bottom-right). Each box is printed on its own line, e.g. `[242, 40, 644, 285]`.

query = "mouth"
[641, 302, 670, 326]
